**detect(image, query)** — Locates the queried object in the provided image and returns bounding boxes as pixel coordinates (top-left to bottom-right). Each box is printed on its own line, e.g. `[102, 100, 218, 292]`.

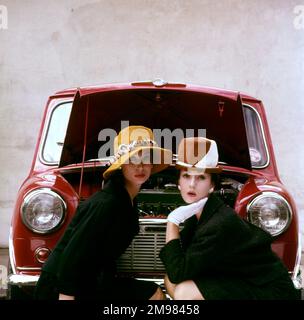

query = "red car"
[7, 79, 302, 299]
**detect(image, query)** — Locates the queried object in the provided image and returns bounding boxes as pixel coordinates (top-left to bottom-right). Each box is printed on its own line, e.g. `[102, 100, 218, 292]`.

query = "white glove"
[167, 197, 208, 226]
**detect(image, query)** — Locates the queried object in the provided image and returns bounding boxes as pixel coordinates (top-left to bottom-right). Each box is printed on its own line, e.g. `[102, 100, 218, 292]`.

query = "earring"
[209, 188, 214, 194]
[178, 185, 181, 190]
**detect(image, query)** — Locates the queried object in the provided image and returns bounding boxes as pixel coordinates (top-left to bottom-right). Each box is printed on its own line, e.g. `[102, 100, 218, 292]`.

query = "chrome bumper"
[7, 274, 39, 287]
[7, 274, 163, 287]
[291, 232, 303, 290]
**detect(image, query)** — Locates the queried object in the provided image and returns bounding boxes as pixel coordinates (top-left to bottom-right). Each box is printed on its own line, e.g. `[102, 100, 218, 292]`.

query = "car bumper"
[7, 272, 301, 289]
[8, 274, 39, 287]
[7, 274, 164, 287]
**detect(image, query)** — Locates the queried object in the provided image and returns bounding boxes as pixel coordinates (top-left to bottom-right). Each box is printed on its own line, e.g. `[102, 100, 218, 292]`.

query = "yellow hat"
[103, 126, 172, 179]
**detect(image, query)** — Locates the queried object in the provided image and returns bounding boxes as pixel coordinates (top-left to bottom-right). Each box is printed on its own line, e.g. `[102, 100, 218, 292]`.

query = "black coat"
[160, 193, 299, 299]
[41, 178, 139, 296]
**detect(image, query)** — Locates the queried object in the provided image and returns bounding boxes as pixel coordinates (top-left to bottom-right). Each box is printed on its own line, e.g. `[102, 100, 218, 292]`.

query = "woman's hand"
[167, 197, 208, 226]
[59, 293, 75, 300]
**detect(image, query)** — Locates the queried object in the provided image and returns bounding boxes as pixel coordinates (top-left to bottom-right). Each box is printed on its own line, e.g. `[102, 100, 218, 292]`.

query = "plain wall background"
[0, 0, 303, 247]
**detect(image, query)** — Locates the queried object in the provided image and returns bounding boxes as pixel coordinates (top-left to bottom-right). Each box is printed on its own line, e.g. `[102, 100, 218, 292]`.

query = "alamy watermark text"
[294, 5, 304, 29]
[0, 5, 8, 30]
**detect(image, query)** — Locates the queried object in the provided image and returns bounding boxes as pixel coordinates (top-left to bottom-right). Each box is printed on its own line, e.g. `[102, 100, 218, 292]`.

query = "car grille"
[116, 220, 167, 272]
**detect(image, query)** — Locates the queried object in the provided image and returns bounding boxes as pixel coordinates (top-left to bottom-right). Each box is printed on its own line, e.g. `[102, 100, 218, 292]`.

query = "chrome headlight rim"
[246, 191, 292, 237]
[21, 188, 66, 234]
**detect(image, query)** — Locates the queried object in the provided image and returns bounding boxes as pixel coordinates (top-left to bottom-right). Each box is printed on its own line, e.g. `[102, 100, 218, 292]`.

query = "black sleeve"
[160, 227, 221, 284]
[56, 199, 118, 295]
[160, 210, 254, 284]
[179, 216, 197, 249]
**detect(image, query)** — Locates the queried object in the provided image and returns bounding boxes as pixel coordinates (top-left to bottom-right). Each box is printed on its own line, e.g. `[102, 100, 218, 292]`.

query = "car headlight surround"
[247, 192, 292, 236]
[21, 188, 66, 234]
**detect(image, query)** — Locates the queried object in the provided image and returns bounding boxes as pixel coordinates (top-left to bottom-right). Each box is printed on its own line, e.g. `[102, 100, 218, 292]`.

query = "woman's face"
[179, 169, 214, 204]
[121, 163, 152, 186]
[122, 150, 153, 187]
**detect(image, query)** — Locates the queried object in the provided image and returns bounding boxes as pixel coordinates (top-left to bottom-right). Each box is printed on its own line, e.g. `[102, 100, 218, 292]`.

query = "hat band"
[110, 139, 157, 164]
[176, 160, 218, 171]
[176, 160, 194, 168]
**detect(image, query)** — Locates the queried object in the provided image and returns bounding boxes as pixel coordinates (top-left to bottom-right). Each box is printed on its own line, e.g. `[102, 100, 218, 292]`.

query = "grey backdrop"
[0, 0, 303, 246]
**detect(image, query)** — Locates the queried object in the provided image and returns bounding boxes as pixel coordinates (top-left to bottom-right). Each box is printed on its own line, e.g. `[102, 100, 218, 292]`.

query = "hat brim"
[103, 146, 172, 180]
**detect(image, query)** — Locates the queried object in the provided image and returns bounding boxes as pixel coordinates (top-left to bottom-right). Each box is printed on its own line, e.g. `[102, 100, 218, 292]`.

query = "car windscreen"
[41, 102, 72, 163]
[243, 104, 269, 168]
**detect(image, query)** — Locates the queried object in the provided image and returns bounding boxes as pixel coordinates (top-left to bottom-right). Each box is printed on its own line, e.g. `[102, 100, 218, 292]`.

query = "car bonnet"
[58, 85, 252, 170]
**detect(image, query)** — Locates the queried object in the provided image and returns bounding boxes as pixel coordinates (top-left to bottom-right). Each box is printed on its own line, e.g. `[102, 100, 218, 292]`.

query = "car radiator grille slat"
[117, 223, 166, 272]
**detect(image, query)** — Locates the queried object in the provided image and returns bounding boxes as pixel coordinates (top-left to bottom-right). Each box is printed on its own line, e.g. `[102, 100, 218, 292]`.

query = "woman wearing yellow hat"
[35, 126, 172, 300]
[160, 137, 300, 300]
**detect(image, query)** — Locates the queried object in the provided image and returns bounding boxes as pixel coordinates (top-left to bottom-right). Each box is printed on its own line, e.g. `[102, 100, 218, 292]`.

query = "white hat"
[176, 137, 222, 173]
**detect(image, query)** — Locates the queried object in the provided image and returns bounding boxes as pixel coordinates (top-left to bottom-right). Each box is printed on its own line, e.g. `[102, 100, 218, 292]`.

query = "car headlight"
[247, 192, 292, 236]
[21, 188, 66, 234]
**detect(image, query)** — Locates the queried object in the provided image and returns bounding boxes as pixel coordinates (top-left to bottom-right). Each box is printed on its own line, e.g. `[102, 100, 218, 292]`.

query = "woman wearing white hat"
[160, 137, 300, 300]
[35, 125, 172, 300]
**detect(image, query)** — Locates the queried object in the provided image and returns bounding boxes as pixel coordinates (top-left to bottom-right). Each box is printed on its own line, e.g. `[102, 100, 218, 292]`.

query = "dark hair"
[102, 169, 125, 189]
[210, 173, 221, 190]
